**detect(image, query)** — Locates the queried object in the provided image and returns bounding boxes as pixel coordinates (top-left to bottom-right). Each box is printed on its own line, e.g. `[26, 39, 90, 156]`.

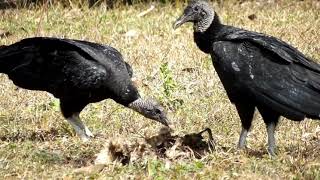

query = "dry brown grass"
[0, 0, 319, 179]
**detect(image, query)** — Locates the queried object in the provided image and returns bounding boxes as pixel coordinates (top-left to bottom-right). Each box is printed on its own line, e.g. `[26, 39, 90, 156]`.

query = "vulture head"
[173, 0, 215, 33]
[129, 98, 169, 126]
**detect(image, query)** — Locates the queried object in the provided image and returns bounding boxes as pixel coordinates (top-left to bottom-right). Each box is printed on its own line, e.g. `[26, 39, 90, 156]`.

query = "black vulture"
[173, 0, 320, 155]
[0, 37, 169, 141]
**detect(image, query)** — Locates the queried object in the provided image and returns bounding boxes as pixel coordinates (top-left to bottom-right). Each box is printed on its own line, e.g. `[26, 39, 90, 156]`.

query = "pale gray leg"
[67, 113, 94, 141]
[257, 105, 279, 156]
[266, 122, 277, 156]
[235, 102, 255, 149]
[238, 128, 249, 149]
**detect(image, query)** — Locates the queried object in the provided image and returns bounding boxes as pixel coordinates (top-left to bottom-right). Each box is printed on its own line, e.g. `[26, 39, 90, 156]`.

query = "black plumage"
[0, 37, 168, 140]
[173, 0, 320, 155]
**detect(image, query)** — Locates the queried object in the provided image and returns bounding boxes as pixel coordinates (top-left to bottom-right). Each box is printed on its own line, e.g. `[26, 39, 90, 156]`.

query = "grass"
[0, 0, 319, 179]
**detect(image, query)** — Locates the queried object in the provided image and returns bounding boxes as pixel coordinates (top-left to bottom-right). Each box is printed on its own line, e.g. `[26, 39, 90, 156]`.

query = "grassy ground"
[0, 0, 319, 179]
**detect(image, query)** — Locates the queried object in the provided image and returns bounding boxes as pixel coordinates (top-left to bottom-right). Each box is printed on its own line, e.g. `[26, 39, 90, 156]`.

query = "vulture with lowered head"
[0, 37, 169, 141]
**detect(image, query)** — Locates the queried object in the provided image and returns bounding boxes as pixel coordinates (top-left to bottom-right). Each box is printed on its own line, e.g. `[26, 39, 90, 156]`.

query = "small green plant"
[159, 62, 183, 110]
[160, 62, 176, 98]
[147, 159, 167, 178]
[48, 98, 60, 111]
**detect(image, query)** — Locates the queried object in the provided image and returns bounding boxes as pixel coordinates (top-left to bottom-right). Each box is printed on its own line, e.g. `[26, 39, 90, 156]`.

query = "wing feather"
[223, 30, 320, 73]
[212, 40, 320, 119]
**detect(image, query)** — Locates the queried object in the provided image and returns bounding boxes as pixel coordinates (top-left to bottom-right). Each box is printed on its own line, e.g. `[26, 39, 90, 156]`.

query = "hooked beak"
[173, 13, 190, 30]
[159, 116, 170, 126]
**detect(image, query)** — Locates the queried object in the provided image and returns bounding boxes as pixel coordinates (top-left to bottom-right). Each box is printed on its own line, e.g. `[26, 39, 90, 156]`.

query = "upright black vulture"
[0, 37, 169, 141]
[173, 0, 320, 155]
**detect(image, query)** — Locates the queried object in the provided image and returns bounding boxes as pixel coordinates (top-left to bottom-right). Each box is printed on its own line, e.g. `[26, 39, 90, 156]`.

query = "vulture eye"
[194, 6, 200, 12]
[155, 109, 161, 114]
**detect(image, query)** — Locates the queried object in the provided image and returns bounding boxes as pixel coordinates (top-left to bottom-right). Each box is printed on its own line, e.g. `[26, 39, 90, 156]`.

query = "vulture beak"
[173, 13, 190, 30]
[160, 117, 170, 126]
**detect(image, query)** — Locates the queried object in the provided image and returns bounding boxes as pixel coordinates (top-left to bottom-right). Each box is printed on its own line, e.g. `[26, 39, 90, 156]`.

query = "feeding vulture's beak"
[173, 11, 193, 30]
[159, 117, 169, 126]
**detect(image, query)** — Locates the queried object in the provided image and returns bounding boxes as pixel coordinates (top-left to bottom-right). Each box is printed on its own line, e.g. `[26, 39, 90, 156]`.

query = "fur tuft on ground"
[75, 127, 215, 174]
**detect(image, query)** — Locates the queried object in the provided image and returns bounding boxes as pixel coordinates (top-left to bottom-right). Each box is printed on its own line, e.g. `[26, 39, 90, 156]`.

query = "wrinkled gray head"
[129, 98, 169, 126]
[173, 0, 214, 32]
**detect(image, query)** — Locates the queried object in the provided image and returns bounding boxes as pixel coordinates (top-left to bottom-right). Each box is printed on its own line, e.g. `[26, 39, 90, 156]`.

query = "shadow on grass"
[244, 148, 268, 158]
[0, 128, 99, 168]
[0, 1, 16, 10]
[240, 140, 320, 159]
[26, 148, 97, 167]
[65, 152, 97, 168]
[282, 141, 320, 158]
[0, 128, 63, 142]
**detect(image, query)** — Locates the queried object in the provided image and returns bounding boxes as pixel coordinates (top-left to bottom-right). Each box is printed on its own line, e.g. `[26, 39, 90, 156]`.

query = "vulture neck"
[194, 13, 224, 54]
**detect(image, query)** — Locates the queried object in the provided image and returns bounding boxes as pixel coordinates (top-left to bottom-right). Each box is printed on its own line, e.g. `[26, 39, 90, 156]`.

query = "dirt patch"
[145, 127, 215, 159]
[74, 127, 215, 174]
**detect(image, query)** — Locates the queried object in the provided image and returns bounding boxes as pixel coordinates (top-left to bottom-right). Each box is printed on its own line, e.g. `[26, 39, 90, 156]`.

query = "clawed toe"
[80, 133, 94, 142]
[267, 147, 277, 157]
[85, 127, 94, 138]
[237, 145, 247, 150]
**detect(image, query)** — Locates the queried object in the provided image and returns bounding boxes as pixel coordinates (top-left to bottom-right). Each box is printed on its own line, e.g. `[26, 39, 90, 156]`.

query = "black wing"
[223, 30, 320, 73]
[0, 37, 139, 105]
[0, 37, 126, 97]
[62, 38, 134, 77]
[125, 62, 133, 78]
[212, 40, 320, 120]
[18, 37, 131, 73]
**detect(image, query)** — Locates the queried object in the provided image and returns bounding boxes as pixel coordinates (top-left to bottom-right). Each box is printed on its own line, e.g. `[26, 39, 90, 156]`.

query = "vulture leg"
[66, 112, 94, 141]
[60, 100, 93, 141]
[235, 102, 255, 149]
[266, 121, 277, 156]
[257, 106, 280, 156]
